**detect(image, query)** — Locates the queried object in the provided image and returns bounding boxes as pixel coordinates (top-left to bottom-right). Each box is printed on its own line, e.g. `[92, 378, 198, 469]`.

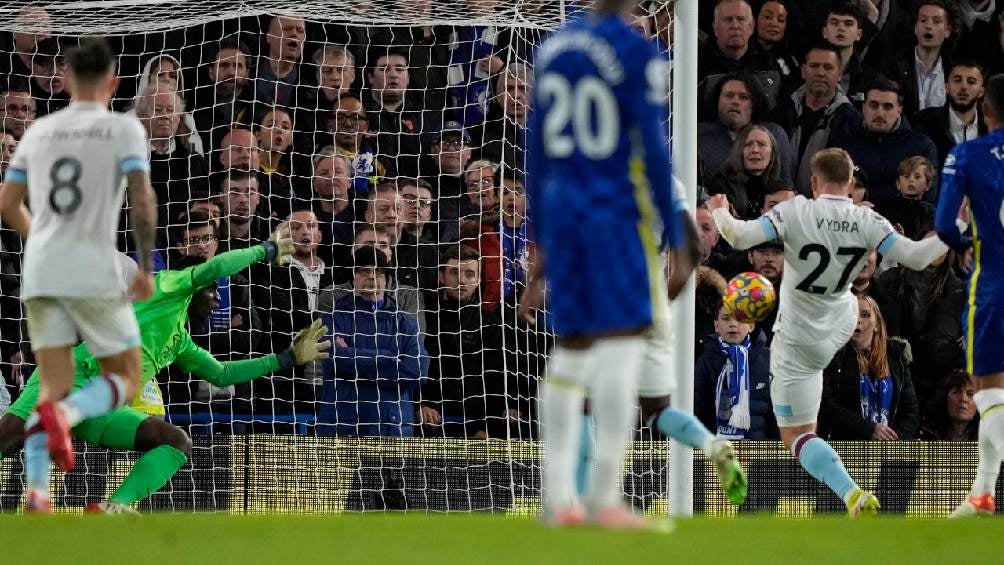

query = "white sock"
[971, 389, 1004, 496]
[541, 346, 590, 510]
[584, 336, 645, 511]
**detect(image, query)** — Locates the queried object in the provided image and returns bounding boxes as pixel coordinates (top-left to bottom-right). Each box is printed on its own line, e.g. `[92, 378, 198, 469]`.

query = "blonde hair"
[811, 148, 854, 186]
[855, 295, 890, 378]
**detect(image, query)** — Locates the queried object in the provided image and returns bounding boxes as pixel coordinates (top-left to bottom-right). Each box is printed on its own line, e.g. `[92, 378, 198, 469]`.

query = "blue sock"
[23, 415, 50, 494]
[575, 415, 592, 496]
[793, 433, 858, 502]
[656, 407, 713, 451]
[61, 374, 126, 428]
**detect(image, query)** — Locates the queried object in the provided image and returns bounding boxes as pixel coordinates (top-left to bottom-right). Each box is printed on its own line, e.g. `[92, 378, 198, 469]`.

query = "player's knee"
[0, 413, 26, 457]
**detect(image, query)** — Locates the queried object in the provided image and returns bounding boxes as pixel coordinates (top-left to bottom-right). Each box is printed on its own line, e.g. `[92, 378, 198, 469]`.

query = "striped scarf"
[715, 336, 752, 439]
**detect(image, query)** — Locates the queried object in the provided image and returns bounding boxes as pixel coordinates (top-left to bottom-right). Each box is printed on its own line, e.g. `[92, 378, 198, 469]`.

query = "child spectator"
[695, 305, 776, 440]
[875, 156, 937, 240]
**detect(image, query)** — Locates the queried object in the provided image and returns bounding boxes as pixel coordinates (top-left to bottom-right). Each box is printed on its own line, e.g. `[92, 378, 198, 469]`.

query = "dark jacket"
[362, 93, 441, 179]
[694, 330, 777, 440]
[318, 294, 429, 437]
[697, 120, 794, 183]
[706, 171, 773, 221]
[819, 339, 920, 440]
[885, 51, 954, 122]
[873, 194, 935, 241]
[827, 115, 938, 204]
[912, 104, 989, 167]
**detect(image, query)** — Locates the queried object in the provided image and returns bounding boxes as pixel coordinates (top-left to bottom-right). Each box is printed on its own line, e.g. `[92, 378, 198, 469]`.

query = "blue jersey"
[935, 129, 1004, 305]
[526, 13, 681, 250]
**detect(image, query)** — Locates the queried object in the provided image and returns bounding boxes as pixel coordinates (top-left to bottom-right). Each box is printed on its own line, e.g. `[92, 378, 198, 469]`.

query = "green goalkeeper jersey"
[17, 245, 281, 416]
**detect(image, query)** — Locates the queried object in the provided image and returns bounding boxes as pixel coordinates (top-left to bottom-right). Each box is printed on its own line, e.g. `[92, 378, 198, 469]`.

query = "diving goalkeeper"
[0, 223, 331, 513]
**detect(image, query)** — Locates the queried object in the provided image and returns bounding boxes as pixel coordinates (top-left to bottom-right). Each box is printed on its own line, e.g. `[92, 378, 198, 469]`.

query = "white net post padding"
[0, 1, 694, 514]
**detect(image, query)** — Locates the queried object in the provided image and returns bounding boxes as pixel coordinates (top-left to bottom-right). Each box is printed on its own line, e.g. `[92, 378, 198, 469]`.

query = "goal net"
[0, 0, 692, 514]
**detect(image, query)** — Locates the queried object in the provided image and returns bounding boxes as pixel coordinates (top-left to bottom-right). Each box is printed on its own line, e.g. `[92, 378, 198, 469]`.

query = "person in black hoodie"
[419, 245, 510, 439]
[819, 294, 920, 440]
[706, 124, 784, 219]
[695, 305, 777, 440]
[874, 155, 936, 240]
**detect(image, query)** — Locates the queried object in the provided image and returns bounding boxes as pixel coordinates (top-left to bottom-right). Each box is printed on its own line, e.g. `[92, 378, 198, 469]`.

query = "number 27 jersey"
[7, 101, 149, 299]
[763, 194, 898, 343]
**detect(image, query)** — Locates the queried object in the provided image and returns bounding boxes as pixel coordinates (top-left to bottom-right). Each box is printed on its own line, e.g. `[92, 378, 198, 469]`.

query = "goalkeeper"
[0, 224, 331, 513]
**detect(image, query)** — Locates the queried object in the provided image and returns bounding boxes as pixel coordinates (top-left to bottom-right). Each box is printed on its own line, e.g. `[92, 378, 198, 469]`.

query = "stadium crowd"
[0, 0, 992, 444]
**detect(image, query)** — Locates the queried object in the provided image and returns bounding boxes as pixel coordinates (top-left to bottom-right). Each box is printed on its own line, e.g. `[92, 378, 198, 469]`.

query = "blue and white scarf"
[715, 336, 752, 439]
[859, 374, 894, 425]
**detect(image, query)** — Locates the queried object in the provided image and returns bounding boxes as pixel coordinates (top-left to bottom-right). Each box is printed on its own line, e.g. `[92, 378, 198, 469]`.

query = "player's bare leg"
[951, 372, 1004, 518]
[23, 346, 77, 512]
[779, 423, 878, 517]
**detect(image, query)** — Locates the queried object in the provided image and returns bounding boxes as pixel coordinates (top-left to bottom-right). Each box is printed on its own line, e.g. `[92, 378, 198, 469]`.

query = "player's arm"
[173, 320, 330, 386]
[933, 147, 971, 252]
[0, 178, 30, 239]
[876, 233, 949, 271]
[174, 223, 293, 293]
[125, 169, 157, 273]
[706, 194, 775, 250]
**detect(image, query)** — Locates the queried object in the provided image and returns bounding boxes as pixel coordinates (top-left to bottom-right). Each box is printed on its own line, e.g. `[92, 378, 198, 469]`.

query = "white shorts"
[770, 320, 854, 427]
[25, 297, 140, 358]
[638, 292, 677, 398]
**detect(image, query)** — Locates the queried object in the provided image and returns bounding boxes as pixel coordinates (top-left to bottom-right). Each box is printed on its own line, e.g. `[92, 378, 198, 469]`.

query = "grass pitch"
[1, 513, 999, 565]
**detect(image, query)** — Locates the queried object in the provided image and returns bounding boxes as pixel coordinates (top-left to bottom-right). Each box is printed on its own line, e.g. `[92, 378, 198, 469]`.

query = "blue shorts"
[964, 301, 1004, 376]
[540, 216, 659, 338]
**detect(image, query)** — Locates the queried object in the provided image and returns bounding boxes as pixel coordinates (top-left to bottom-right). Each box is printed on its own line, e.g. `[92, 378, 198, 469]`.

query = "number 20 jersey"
[762, 194, 898, 345]
[6, 101, 149, 299]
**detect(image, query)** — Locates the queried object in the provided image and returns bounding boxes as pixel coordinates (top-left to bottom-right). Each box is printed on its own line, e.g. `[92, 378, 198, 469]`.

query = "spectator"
[216, 127, 261, 173]
[821, 2, 870, 104]
[297, 44, 357, 134]
[699, 0, 778, 105]
[308, 147, 356, 264]
[255, 15, 307, 107]
[319, 225, 426, 331]
[872, 230, 964, 401]
[828, 77, 938, 204]
[249, 210, 332, 415]
[885, 0, 956, 120]
[28, 37, 69, 117]
[695, 305, 776, 440]
[695, 266, 730, 353]
[325, 92, 387, 194]
[254, 106, 297, 220]
[445, 25, 507, 127]
[913, 60, 988, 166]
[317, 245, 429, 437]
[460, 159, 500, 230]
[760, 180, 796, 214]
[363, 47, 440, 178]
[498, 172, 530, 301]
[218, 170, 271, 251]
[696, 205, 731, 274]
[851, 166, 874, 207]
[0, 78, 35, 140]
[133, 54, 204, 155]
[707, 124, 784, 219]
[476, 63, 531, 168]
[819, 294, 920, 440]
[772, 43, 858, 194]
[3, 6, 51, 82]
[134, 85, 210, 245]
[395, 178, 440, 293]
[918, 369, 978, 441]
[954, 1, 1004, 65]
[698, 73, 793, 182]
[0, 133, 15, 173]
[974, 10, 1004, 76]
[743, 240, 783, 340]
[192, 36, 254, 154]
[875, 156, 937, 240]
[362, 182, 403, 245]
[421, 245, 510, 438]
[755, 0, 801, 94]
[421, 121, 475, 243]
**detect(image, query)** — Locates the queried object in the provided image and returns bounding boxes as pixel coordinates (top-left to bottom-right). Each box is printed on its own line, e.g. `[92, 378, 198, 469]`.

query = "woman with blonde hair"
[818, 295, 920, 440]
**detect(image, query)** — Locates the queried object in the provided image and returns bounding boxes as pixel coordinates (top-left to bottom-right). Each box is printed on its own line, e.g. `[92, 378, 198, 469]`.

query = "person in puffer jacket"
[695, 305, 777, 440]
[317, 246, 429, 437]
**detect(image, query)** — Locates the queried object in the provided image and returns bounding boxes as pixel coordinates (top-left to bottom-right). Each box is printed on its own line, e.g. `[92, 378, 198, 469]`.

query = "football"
[723, 272, 777, 323]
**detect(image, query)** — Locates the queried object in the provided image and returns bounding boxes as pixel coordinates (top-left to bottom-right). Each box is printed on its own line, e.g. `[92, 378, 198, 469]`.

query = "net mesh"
[0, 1, 689, 512]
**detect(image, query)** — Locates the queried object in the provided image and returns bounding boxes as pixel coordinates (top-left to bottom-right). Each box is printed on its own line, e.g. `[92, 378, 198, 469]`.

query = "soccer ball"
[723, 272, 776, 324]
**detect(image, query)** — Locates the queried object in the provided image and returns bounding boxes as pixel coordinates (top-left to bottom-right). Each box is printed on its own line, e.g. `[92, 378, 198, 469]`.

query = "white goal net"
[0, 0, 689, 514]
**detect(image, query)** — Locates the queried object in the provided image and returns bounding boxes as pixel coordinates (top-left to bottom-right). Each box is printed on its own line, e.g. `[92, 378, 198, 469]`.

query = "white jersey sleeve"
[19, 103, 150, 300]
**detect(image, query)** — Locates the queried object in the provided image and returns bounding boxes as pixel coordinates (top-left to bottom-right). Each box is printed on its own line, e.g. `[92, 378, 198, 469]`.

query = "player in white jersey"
[0, 38, 157, 512]
[708, 148, 948, 516]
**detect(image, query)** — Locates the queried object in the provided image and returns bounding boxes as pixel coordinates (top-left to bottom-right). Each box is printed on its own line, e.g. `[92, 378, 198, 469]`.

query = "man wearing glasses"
[326, 92, 387, 194]
[421, 121, 474, 243]
[0, 79, 36, 140]
[396, 177, 439, 293]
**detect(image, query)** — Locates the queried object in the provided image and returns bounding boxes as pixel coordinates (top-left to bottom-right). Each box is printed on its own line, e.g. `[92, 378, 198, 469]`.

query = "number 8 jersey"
[6, 101, 149, 299]
[761, 194, 899, 344]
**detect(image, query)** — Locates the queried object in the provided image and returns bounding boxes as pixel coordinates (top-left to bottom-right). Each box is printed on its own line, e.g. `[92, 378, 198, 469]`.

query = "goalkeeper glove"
[262, 221, 294, 265]
[278, 320, 333, 369]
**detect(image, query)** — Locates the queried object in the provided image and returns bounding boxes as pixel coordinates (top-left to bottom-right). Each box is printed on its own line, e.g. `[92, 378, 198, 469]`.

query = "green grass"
[1, 514, 1001, 564]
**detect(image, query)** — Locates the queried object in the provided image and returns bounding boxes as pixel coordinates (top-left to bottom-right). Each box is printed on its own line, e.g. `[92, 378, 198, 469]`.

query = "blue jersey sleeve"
[935, 146, 972, 252]
[622, 41, 680, 247]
